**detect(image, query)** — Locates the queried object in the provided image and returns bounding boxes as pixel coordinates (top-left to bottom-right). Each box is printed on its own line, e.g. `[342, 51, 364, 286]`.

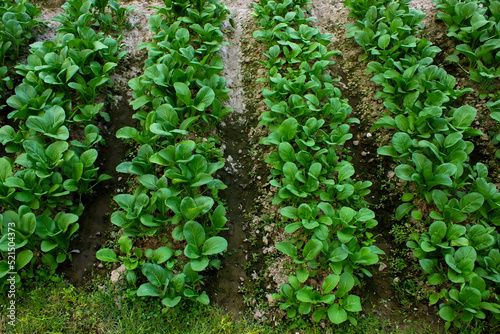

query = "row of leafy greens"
[0, 0, 42, 97]
[433, 0, 500, 160]
[344, 0, 500, 330]
[96, 0, 233, 309]
[252, 0, 384, 325]
[0, 0, 131, 291]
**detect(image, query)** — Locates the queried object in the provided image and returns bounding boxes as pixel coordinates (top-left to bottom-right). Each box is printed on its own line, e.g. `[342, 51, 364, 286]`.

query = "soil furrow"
[61, 95, 137, 284]
[211, 0, 254, 316]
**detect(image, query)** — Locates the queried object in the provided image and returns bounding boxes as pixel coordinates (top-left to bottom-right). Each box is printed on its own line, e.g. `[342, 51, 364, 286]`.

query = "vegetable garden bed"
[1, 0, 499, 333]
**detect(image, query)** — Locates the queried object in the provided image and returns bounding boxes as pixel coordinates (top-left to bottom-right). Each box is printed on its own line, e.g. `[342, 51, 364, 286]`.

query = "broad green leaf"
[190, 256, 209, 271]
[428, 273, 444, 285]
[16, 249, 33, 270]
[0, 157, 12, 181]
[296, 268, 309, 283]
[162, 296, 181, 307]
[354, 30, 369, 46]
[353, 247, 379, 265]
[196, 292, 210, 305]
[297, 287, 314, 303]
[420, 258, 436, 274]
[96, 248, 118, 262]
[302, 239, 323, 261]
[327, 304, 348, 324]
[171, 273, 186, 292]
[279, 142, 295, 162]
[0, 261, 10, 278]
[174, 82, 191, 105]
[80, 149, 98, 168]
[403, 91, 419, 110]
[183, 221, 206, 248]
[154, 247, 174, 264]
[41, 240, 58, 252]
[444, 132, 463, 148]
[329, 247, 348, 262]
[337, 162, 354, 182]
[142, 263, 167, 286]
[180, 196, 213, 221]
[336, 272, 354, 298]
[357, 208, 375, 221]
[210, 205, 227, 230]
[439, 305, 456, 322]
[278, 118, 298, 140]
[297, 203, 312, 220]
[313, 308, 327, 322]
[138, 174, 158, 190]
[23, 140, 47, 163]
[184, 244, 201, 259]
[322, 274, 340, 294]
[468, 225, 495, 250]
[194, 86, 215, 110]
[276, 241, 297, 258]
[395, 203, 414, 221]
[118, 236, 132, 254]
[175, 28, 190, 44]
[454, 246, 477, 273]
[395, 164, 415, 181]
[116, 127, 140, 140]
[137, 283, 160, 297]
[298, 301, 312, 315]
[459, 192, 484, 213]
[458, 287, 481, 309]
[285, 223, 301, 234]
[392, 132, 413, 154]
[281, 206, 298, 219]
[446, 224, 466, 241]
[378, 34, 391, 49]
[452, 105, 476, 128]
[202, 236, 227, 255]
[435, 163, 457, 177]
[429, 221, 447, 244]
[339, 207, 356, 223]
[46, 141, 69, 163]
[344, 294, 362, 312]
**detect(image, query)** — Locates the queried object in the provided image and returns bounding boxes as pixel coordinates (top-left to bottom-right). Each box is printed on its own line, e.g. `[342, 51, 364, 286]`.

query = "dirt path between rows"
[34, 0, 449, 330]
[209, 0, 253, 316]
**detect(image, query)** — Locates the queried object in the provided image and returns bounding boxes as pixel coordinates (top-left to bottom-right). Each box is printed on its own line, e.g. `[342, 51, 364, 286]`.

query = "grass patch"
[0, 278, 267, 334]
[0, 276, 445, 334]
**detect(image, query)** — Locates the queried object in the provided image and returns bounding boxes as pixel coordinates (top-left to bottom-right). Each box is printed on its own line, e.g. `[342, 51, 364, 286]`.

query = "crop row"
[345, 0, 500, 329]
[434, 0, 500, 96]
[0, 0, 129, 291]
[96, 0, 233, 309]
[0, 0, 42, 95]
[252, 0, 383, 325]
[433, 0, 500, 159]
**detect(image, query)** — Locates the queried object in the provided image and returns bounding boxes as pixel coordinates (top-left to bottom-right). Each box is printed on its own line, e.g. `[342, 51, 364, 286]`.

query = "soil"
[43, 0, 156, 284]
[60, 94, 137, 285]
[17, 0, 499, 332]
[206, 0, 255, 316]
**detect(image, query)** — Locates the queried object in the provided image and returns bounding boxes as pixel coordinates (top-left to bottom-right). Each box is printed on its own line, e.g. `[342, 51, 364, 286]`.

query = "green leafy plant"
[253, 0, 382, 326]
[272, 272, 362, 325]
[107, 0, 231, 313]
[0, 0, 124, 286]
[344, 0, 500, 330]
